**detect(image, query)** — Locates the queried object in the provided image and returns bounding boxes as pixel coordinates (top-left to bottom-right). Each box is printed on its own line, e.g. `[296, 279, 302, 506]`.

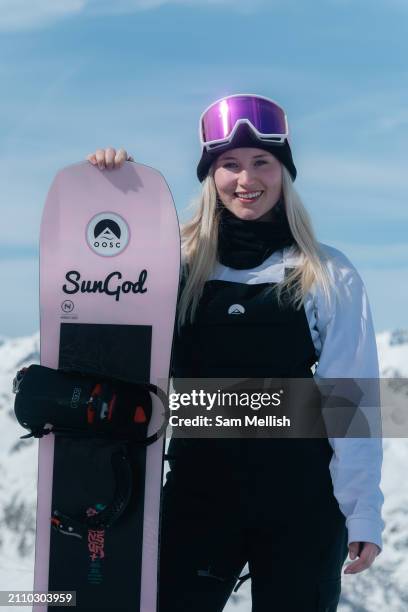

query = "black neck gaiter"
[217, 198, 295, 269]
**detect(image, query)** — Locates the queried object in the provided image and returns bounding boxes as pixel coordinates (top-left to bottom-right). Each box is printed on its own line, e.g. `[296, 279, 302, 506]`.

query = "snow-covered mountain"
[0, 329, 407, 611]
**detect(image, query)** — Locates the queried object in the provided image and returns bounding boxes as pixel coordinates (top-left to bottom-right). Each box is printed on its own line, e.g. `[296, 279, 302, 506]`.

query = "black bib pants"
[159, 280, 349, 612]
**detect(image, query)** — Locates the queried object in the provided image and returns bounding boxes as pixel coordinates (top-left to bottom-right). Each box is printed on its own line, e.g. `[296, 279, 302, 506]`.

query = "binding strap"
[52, 381, 169, 446]
[19, 379, 169, 446]
[51, 446, 132, 539]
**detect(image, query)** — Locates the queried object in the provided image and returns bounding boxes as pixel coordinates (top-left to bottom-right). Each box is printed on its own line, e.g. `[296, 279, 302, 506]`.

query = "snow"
[0, 329, 407, 610]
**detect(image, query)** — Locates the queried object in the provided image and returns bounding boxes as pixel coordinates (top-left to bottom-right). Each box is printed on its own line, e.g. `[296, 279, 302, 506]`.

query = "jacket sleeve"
[312, 246, 385, 553]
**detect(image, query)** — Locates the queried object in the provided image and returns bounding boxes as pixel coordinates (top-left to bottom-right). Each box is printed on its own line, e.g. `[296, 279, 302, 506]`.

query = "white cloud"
[375, 110, 408, 132]
[295, 89, 408, 140]
[1, 0, 407, 31]
[299, 154, 408, 194]
[0, 0, 266, 31]
[84, 0, 255, 13]
[0, 0, 86, 31]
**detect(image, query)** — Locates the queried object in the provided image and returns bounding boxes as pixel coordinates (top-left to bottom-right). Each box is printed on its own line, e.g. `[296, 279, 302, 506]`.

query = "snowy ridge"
[0, 333, 39, 598]
[0, 330, 407, 611]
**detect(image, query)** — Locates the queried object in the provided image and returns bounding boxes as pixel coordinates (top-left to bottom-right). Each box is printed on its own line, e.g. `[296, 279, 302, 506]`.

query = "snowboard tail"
[48, 322, 152, 610]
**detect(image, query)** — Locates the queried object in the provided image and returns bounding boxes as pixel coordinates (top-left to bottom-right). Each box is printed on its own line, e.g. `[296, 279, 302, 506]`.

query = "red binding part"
[87, 383, 102, 424]
[134, 406, 147, 423]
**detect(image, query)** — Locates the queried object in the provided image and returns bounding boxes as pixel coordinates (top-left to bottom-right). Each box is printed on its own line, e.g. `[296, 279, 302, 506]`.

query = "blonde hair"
[178, 164, 336, 330]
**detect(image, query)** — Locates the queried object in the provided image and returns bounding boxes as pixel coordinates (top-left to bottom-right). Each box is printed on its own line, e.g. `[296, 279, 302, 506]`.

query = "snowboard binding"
[13, 364, 169, 445]
[50, 447, 134, 539]
[13, 364, 170, 540]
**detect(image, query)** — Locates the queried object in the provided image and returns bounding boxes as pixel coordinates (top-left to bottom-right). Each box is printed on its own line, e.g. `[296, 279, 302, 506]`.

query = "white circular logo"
[228, 304, 245, 315]
[86, 212, 129, 257]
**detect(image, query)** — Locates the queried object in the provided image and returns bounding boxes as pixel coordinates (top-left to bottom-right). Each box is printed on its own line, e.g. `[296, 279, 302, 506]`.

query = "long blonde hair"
[178, 164, 337, 330]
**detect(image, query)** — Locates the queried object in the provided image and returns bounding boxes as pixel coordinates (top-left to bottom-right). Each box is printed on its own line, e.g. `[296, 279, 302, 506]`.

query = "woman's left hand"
[343, 541, 380, 574]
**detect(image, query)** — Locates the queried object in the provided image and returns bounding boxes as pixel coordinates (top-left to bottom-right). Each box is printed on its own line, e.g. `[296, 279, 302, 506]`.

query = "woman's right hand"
[86, 148, 134, 170]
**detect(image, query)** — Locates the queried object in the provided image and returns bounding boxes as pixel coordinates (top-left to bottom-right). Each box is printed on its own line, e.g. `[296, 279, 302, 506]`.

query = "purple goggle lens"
[200, 94, 288, 150]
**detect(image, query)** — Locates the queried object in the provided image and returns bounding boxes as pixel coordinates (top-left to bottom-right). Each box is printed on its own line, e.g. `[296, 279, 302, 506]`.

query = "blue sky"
[0, 0, 407, 336]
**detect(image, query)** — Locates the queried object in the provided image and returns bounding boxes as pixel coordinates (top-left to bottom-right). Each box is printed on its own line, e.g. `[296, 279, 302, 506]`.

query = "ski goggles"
[199, 94, 289, 151]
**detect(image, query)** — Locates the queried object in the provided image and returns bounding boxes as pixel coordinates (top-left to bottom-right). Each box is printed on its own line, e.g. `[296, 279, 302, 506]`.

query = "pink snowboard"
[34, 161, 180, 611]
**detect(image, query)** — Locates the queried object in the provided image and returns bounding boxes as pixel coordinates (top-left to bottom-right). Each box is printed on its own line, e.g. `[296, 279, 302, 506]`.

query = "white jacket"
[208, 242, 385, 552]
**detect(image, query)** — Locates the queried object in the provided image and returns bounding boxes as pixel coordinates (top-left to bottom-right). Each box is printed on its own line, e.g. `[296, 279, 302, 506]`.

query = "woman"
[87, 94, 384, 612]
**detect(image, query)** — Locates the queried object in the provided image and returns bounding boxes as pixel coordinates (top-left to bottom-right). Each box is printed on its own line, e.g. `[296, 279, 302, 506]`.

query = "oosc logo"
[86, 212, 129, 257]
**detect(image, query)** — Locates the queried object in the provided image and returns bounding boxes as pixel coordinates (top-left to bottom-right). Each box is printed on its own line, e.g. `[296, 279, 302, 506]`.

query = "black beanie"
[196, 123, 297, 183]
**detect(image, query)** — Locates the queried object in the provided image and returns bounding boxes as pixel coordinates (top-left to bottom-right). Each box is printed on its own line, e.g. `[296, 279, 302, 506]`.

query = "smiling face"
[213, 147, 283, 221]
